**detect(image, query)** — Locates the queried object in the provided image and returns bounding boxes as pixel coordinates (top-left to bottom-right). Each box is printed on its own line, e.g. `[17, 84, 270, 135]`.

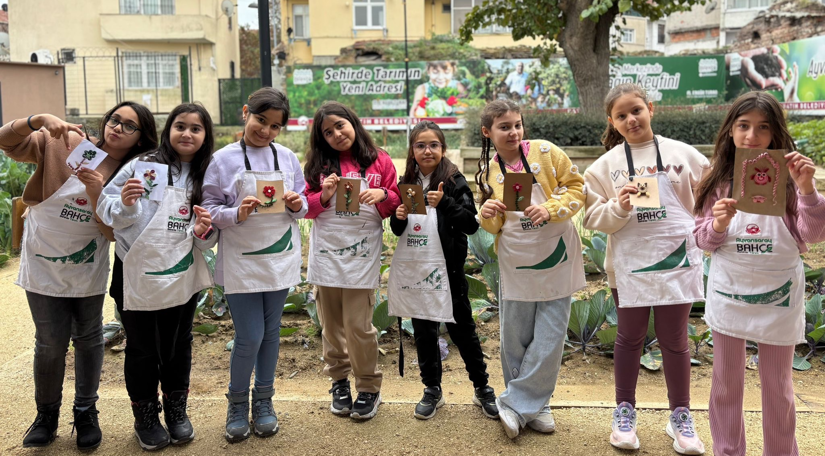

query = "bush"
[788, 119, 825, 167]
[0, 154, 35, 253]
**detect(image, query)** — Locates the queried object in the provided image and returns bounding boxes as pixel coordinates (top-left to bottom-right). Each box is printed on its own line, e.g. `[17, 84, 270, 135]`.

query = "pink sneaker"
[610, 402, 640, 450]
[665, 407, 705, 455]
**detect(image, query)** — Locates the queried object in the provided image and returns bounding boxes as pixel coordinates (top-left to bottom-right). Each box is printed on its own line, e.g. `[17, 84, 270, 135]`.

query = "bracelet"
[380, 187, 388, 202]
[27, 115, 37, 131]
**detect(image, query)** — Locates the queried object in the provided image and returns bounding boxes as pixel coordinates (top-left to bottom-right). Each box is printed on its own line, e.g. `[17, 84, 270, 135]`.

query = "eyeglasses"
[105, 117, 141, 135]
[413, 141, 443, 153]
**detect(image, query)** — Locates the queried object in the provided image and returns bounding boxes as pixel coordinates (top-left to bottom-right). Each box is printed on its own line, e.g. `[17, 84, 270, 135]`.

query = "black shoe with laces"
[130, 398, 170, 451]
[328, 379, 353, 416]
[71, 404, 102, 451]
[350, 391, 381, 420]
[414, 386, 444, 420]
[163, 391, 195, 445]
[22, 410, 59, 448]
[473, 385, 499, 419]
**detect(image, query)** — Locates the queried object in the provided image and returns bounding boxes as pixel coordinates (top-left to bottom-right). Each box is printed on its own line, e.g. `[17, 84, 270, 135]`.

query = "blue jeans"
[26, 291, 105, 412]
[226, 290, 287, 393]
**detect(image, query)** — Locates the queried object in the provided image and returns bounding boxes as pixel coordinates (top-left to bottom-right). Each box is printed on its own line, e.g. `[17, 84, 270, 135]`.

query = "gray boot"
[251, 386, 279, 437]
[224, 390, 250, 443]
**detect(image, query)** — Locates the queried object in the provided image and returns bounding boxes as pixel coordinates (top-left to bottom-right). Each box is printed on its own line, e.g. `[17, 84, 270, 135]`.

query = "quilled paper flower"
[263, 186, 276, 198]
[512, 183, 523, 192]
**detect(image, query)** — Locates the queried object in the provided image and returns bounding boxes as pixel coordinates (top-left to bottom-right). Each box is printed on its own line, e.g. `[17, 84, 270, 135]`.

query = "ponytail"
[601, 123, 625, 151]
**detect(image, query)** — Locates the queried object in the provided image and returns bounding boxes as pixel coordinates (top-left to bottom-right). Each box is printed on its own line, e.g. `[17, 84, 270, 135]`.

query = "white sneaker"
[610, 402, 640, 450]
[527, 406, 555, 433]
[665, 407, 705, 455]
[495, 398, 520, 439]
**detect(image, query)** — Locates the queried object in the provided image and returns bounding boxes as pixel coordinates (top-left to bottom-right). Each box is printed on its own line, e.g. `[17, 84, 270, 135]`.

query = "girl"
[201, 88, 307, 442]
[1, 102, 157, 450]
[304, 101, 401, 421]
[410, 61, 467, 117]
[97, 103, 216, 451]
[476, 99, 585, 439]
[388, 121, 498, 421]
[694, 91, 825, 456]
[583, 83, 709, 454]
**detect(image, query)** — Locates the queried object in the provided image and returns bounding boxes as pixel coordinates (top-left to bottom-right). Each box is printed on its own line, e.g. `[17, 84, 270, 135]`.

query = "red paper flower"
[263, 186, 276, 198]
[513, 183, 523, 192]
[75, 197, 88, 206]
[446, 96, 458, 106]
[418, 97, 429, 108]
[344, 182, 354, 192]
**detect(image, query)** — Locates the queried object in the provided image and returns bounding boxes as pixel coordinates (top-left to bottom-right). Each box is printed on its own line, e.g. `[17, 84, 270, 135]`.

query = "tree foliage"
[240, 25, 261, 78]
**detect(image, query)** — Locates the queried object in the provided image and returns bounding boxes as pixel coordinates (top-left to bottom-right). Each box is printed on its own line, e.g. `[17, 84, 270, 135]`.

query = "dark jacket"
[390, 172, 479, 279]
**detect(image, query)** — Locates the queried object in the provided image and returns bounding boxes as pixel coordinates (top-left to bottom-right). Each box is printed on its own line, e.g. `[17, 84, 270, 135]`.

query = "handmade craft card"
[731, 148, 788, 217]
[399, 184, 426, 215]
[628, 176, 660, 208]
[502, 173, 534, 212]
[254, 180, 285, 214]
[133, 161, 169, 202]
[336, 178, 361, 212]
[66, 139, 108, 173]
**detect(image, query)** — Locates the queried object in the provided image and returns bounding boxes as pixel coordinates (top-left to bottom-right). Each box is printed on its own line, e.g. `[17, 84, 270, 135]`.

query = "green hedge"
[788, 119, 825, 167]
[462, 108, 728, 148]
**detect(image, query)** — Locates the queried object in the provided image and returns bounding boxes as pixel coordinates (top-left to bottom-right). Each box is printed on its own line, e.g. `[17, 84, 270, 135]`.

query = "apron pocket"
[314, 228, 376, 261]
[142, 241, 197, 278]
[616, 234, 697, 276]
[506, 233, 571, 274]
[710, 256, 801, 309]
[236, 223, 297, 259]
[30, 225, 100, 265]
[390, 260, 451, 292]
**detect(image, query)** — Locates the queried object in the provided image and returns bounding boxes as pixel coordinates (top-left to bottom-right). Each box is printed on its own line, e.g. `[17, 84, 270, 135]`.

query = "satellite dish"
[222, 0, 234, 18]
[705, 0, 718, 14]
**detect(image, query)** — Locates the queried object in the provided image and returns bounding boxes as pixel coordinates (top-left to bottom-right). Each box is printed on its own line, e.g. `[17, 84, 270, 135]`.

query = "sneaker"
[414, 386, 444, 420]
[527, 406, 555, 433]
[22, 410, 59, 448]
[130, 398, 171, 451]
[251, 387, 279, 437]
[472, 385, 499, 419]
[350, 392, 381, 420]
[163, 391, 195, 445]
[495, 398, 520, 439]
[329, 379, 353, 416]
[71, 404, 102, 450]
[224, 390, 251, 443]
[610, 402, 640, 450]
[666, 407, 705, 455]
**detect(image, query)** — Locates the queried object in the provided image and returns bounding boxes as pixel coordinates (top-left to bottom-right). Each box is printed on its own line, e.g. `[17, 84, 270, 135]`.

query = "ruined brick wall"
[731, 0, 825, 52]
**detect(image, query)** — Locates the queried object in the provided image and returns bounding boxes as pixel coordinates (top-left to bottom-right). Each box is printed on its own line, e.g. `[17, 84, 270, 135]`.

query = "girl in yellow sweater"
[476, 99, 585, 439]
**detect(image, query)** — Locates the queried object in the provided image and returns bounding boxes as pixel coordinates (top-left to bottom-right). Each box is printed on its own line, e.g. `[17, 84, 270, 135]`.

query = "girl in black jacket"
[389, 121, 498, 421]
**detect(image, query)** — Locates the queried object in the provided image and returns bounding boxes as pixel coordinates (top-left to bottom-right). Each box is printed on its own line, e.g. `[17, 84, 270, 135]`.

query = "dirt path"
[1, 255, 824, 455]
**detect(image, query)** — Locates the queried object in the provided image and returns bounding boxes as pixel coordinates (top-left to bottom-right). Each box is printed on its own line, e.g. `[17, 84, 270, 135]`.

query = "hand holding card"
[254, 180, 285, 214]
[628, 177, 661, 208]
[133, 161, 169, 202]
[731, 148, 788, 216]
[336, 178, 361, 213]
[399, 184, 426, 215]
[66, 139, 108, 173]
[502, 173, 534, 212]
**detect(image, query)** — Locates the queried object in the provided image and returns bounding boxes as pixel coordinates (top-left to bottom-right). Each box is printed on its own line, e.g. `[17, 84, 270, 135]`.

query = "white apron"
[387, 206, 454, 323]
[496, 156, 586, 302]
[16, 175, 110, 298]
[121, 170, 213, 311]
[704, 207, 805, 346]
[222, 141, 302, 294]
[613, 138, 705, 307]
[308, 168, 383, 290]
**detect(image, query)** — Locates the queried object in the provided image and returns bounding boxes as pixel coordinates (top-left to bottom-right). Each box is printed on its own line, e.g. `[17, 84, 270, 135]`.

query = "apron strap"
[240, 138, 280, 172]
[397, 317, 405, 377]
[624, 136, 664, 181]
[496, 149, 537, 184]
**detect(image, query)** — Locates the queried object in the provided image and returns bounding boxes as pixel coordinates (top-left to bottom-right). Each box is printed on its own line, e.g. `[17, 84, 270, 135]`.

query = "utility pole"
[258, 0, 272, 87]
[403, 0, 410, 138]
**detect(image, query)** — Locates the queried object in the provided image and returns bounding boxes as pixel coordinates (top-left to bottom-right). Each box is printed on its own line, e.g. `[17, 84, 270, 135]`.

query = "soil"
[750, 54, 783, 79]
[2, 244, 825, 455]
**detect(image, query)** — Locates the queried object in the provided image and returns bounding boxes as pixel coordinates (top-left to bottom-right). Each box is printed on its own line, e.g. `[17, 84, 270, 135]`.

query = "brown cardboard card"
[502, 173, 534, 212]
[399, 184, 427, 214]
[628, 176, 660, 208]
[731, 148, 788, 217]
[336, 178, 361, 212]
[254, 180, 285, 214]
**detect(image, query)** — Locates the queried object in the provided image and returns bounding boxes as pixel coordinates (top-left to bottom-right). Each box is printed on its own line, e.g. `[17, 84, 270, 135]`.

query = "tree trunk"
[559, 1, 617, 114]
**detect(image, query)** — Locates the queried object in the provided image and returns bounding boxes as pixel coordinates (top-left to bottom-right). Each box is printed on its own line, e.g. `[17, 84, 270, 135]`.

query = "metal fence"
[218, 78, 262, 125]
[60, 51, 192, 116]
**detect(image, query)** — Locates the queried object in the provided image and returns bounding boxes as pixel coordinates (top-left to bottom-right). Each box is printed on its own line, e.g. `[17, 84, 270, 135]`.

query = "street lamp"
[403, 0, 410, 138]
[249, 1, 272, 86]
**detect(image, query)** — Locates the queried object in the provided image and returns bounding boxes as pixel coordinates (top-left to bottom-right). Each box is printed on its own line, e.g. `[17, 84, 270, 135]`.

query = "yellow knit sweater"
[479, 140, 585, 251]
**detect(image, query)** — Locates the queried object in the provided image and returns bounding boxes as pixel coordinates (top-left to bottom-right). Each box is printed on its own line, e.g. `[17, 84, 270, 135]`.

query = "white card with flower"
[66, 139, 108, 173]
[133, 161, 168, 202]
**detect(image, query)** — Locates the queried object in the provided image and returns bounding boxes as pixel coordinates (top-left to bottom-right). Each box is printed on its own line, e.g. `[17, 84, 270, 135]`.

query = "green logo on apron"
[516, 237, 568, 270]
[242, 226, 294, 256]
[631, 240, 690, 273]
[36, 239, 96, 264]
[145, 247, 195, 276]
[401, 268, 445, 290]
[714, 279, 792, 307]
[320, 236, 370, 258]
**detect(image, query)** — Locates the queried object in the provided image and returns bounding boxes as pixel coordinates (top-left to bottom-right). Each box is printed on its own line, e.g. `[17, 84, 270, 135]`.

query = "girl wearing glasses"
[389, 121, 498, 421]
[1, 102, 157, 450]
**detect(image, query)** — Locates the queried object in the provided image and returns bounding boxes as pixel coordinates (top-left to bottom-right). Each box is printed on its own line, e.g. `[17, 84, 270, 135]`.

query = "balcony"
[100, 14, 216, 44]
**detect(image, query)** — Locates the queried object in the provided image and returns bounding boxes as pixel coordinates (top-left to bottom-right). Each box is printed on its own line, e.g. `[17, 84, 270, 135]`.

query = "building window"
[120, 0, 175, 15]
[657, 23, 666, 44]
[123, 52, 178, 89]
[621, 29, 635, 44]
[452, 0, 512, 35]
[725, 29, 740, 46]
[726, 0, 772, 9]
[293, 4, 309, 38]
[353, 0, 384, 29]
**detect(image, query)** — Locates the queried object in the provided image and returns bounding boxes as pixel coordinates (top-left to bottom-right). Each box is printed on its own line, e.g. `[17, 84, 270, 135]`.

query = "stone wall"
[731, 0, 825, 52]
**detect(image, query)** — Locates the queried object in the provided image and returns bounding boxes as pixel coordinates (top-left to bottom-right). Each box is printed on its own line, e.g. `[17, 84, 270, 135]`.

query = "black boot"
[130, 398, 170, 451]
[71, 404, 102, 451]
[163, 390, 195, 445]
[22, 410, 59, 448]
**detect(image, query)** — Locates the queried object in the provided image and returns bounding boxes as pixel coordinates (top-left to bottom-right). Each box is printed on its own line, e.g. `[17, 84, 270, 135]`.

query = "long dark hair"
[601, 83, 650, 151]
[96, 101, 158, 183]
[304, 101, 379, 190]
[474, 99, 522, 204]
[694, 91, 797, 216]
[140, 103, 215, 207]
[400, 121, 458, 192]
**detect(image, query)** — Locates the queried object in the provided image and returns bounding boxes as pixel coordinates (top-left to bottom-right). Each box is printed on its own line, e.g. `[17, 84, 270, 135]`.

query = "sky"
[237, 1, 259, 29]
